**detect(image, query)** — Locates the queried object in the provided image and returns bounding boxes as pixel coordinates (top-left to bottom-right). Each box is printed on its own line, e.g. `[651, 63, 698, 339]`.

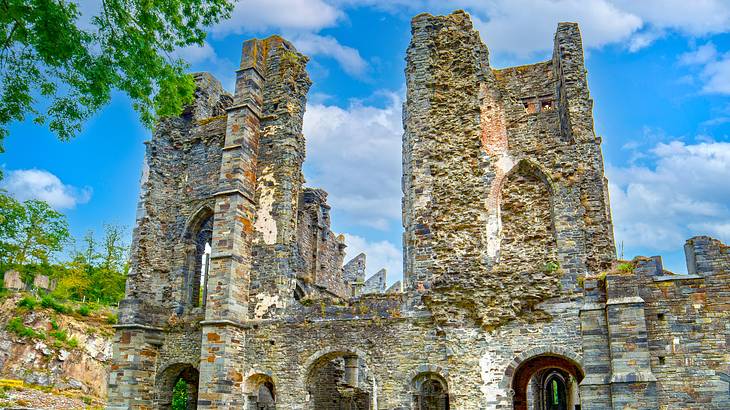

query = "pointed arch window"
[184, 209, 213, 309]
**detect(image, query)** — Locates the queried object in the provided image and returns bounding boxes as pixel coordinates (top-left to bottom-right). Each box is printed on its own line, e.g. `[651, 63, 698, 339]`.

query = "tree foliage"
[0, 193, 70, 266]
[0, 0, 233, 148]
[52, 225, 129, 304]
[172, 378, 189, 410]
[0, 190, 128, 305]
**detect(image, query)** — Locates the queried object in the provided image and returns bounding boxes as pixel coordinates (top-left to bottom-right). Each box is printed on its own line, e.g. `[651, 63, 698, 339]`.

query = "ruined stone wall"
[639, 239, 728, 409]
[579, 236, 730, 410]
[109, 9, 729, 410]
[120, 73, 230, 325]
[249, 36, 313, 320]
[402, 11, 612, 330]
[109, 73, 230, 409]
[295, 188, 348, 299]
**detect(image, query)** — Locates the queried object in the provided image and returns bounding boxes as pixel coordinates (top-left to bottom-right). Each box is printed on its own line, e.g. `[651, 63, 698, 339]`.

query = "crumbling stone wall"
[108, 9, 729, 410]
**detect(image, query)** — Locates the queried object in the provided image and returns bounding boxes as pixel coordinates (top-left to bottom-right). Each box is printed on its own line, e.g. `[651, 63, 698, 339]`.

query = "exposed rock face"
[0, 296, 113, 399]
[107, 10, 730, 410]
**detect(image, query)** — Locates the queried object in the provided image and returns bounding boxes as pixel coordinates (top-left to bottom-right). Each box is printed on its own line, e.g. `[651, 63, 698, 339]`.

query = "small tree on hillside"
[0, 194, 70, 267]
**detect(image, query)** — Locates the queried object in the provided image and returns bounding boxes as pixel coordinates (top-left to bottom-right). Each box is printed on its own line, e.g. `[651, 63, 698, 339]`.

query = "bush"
[49, 329, 68, 342]
[68, 337, 79, 348]
[6, 317, 45, 339]
[50, 318, 59, 330]
[77, 304, 91, 316]
[106, 313, 118, 325]
[616, 262, 634, 274]
[40, 295, 70, 314]
[17, 296, 38, 310]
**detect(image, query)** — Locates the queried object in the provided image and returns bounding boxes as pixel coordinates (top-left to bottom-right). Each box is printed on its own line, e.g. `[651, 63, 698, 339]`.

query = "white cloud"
[679, 43, 718, 66]
[679, 43, 730, 95]
[173, 41, 218, 65]
[211, 0, 342, 35]
[2, 169, 92, 210]
[613, 0, 730, 37]
[303, 91, 403, 231]
[343, 233, 402, 285]
[464, 0, 642, 57]
[291, 34, 369, 78]
[608, 140, 730, 251]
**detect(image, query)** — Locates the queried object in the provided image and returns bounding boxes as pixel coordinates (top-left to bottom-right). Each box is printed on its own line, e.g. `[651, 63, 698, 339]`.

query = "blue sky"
[3, 0, 730, 283]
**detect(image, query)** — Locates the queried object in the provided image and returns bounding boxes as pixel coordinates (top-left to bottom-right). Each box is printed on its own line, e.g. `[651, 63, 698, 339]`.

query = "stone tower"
[108, 10, 730, 410]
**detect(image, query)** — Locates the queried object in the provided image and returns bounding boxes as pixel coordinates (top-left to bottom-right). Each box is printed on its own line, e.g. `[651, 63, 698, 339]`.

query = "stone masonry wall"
[108, 9, 729, 410]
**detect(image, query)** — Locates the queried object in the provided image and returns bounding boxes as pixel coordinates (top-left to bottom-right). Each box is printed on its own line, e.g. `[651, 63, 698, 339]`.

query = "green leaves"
[0, 193, 70, 266]
[0, 0, 233, 147]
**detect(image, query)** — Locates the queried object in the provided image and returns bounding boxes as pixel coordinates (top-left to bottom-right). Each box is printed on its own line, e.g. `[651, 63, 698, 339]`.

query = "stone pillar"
[344, 356, 359, 387]
[248, 36, 311, 319]
[605, 274, 658, 409]
[197, 38, 266, 409]
[578, 277, 612, 408]
[106, 327, 163, 409]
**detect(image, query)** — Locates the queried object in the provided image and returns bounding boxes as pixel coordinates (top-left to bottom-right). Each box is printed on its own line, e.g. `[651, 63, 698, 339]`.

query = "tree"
[0, 194, 70, 266]
[172, 378, 189, 410]
[53, 225, 129, 304]
[0, 0, 233, 148]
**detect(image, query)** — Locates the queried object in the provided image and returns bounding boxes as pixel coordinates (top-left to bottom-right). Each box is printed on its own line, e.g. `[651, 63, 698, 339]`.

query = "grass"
[16, 296, 38, 310]
[40, 295, 71, 314]
[106, 313, 118, 325]
[77, 304, 91, 316]
[6, 317, 45, 340]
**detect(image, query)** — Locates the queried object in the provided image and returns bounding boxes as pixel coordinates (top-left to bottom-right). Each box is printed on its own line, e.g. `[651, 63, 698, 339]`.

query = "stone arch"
[155, 362, 199, 409]
[303, 347, 376, 410]
[244, 372, 276, 410]
[181, 204, 214, 310]
[497, 158, 558, 271]
[501, 347, 584, 410]
[408, 366, 450, 410]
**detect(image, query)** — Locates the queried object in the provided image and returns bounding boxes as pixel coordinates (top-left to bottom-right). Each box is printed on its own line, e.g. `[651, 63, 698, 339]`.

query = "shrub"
[49, 329, 68, 342]
[17, 296, 38, 310]
[77, 304, 91, 316]
[616, 262, 634, 274]
[40, 295, 70, 314]
[6, 317, 45, 339]
[50, 318, 59, 330]
[68, 337, 79, 348]
[543, 261, 561, 274]
[106, 314, 118, 325]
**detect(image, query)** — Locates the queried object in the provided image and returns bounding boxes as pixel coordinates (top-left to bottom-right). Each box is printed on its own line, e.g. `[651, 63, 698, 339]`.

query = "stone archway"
[511, 355, 582, 410]
[156, 363, 199, 409]
[244, 373, 276, 410]
[304, 349, 374, 410]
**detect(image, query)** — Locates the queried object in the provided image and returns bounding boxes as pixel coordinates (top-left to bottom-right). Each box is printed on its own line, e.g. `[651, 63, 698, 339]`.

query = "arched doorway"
[244, 374, 276, 410]
[305, 351, 373, 410]
[511, 354, 582, 410]
[156, 364, 199, 409]
[413, 372, 449, 410]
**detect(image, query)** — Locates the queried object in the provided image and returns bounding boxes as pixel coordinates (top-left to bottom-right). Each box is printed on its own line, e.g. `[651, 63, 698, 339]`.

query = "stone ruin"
[108, 11, 730, 410]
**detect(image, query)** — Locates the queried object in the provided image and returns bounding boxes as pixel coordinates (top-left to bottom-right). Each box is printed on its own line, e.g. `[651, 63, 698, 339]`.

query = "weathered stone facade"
[108, 11, 729, 410]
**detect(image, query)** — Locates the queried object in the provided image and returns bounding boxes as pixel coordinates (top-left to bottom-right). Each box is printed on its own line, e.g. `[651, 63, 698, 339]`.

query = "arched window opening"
[256, 382, 275, 409]
[305, 352, 372, 410]
[294, 283, 305, 302]
[244, 374, 276, 410]
[497, 161, 557, 272]
[413, 373, 449, 410]
[542, 372, 568, 410]
[186, 211, 213, 309]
